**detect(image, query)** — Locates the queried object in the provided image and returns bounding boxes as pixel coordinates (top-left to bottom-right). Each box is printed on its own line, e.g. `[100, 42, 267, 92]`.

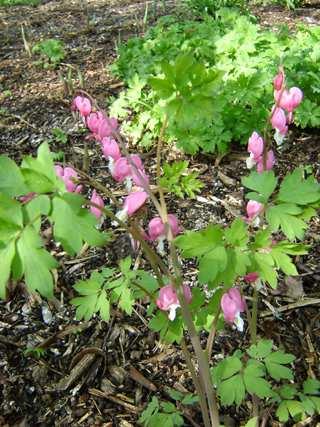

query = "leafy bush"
[111, 11, 320, 154]
[0, 143, 109, 299]
[32, 39, 65, 68]
[183, 0, 246, 15]
[0, 0, 39, 6]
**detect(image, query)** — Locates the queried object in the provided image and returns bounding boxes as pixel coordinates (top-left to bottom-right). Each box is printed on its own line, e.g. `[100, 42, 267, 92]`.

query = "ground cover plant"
[1, 62, 320, 425]
[0, 0, 39, 6]
[110, 8, 320, 154]
[1, 0, 320, 425]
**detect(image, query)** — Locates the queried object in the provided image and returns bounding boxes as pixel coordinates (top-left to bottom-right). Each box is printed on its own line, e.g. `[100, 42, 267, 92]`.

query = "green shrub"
[0, 0, 39, 6]
[110, 10, 320, 154]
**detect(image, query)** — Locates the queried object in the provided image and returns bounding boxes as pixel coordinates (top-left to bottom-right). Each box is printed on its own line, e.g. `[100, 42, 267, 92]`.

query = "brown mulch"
[0, 1, 320, 426]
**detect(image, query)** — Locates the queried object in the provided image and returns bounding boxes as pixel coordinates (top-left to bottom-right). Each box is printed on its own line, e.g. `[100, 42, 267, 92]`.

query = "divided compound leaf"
[266, 203, 307, 240]
[0, 156, 27, 197]
[16, 225, 57, 298]
[277, 167, 320, 206]
[51, 193, 108, 255]
[264, 351, 295, 381]
[242, 171, 277, 204]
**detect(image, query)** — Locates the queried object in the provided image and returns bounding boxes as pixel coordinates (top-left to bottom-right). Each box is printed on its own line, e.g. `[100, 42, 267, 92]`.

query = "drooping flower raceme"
[55, 165, 82, 193]
[221, 288, 246, 332]
[156, 284, 192, 321]
[148, 214, 181, 254]
[90, 190, 105, 219]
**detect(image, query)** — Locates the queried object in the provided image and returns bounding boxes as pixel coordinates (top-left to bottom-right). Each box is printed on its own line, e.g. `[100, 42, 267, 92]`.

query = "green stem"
[206, 308, 220, 363]
[251, 284, 258, 345]
[177, 285, 220, 427]
[181, 338, 211, 427]
[250, 284, 259, 423]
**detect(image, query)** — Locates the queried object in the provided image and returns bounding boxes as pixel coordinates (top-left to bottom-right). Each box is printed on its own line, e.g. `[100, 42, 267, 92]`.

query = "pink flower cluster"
[246, 131, 275, 173]
[272, 69, 303, 144]
[246, 68, 303, 172]
[156, 284, 192, 321]
[72, 96, 152, 221]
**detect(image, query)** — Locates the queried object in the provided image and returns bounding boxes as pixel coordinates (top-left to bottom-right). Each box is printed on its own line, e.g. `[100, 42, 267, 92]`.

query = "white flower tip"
[168, 304, 180, 321]
[246, 156, 256, 169]
[113, 208, 128, 225]
[234, 313, 244, 332]
[125, 177, 133, 193]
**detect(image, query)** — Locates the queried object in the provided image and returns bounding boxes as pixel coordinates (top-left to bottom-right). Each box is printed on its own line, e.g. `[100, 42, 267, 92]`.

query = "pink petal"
[123, 191, 148, 216]
[90, 190, 104, 219]
[248, 131, 264, 161]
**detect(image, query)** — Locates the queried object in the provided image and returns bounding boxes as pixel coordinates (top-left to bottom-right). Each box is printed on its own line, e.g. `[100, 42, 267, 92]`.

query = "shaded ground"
[0, 1, 320, 426]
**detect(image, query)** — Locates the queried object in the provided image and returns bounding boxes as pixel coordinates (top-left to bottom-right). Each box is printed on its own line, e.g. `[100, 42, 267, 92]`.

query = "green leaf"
[21, 142, 63, 194]
[270, 248, 298, 276]
[181, 394, 199, 405]
[96, 291, 110, 321]
[175, 224, 223, 258]
[251, 228, 272, 250]
[0, 241, 16, 299]
[118, 286, 134, 315]
[219, 374, 246, 406]
[139, 396, 159, 425]
[242, 171, 277, 204]
[225, 218, 248, 247]
[303, 378, 320, 395]
[243, 372, 272, 398]
[51, 193, 108, 255]
[244, 417, 258, 427]
[135, 271, 159, 297]
[23, 195, 51, 232]
[16, 225, 57, 298]
[0, 197, 23, 245]
[265, 351, 295, 381]
[279, 385, 297, 400]
[286, 400, 305, 419]
[161, 316, 183, 344]
[72, 294, 99, 321]
[265, 362, 293, 381]
[277, 168, 320, 206]
[0, 156, 27, 197]
[74, 278, 103, 295]
[254, 252, 277, 288]
[276, 401, 289, 422]
[198, 246, 227, 284]
[119, 257, 132, 276]
[266, 203, 307, 240]
[247, 340, 273, 359]
[220, 356, 242, 380]
[265, 351, 295, 364]
[149, 311, 169, 332]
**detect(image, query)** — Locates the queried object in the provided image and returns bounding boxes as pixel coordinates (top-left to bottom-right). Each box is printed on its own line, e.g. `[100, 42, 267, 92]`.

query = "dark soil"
[0, 1, 320, 426]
